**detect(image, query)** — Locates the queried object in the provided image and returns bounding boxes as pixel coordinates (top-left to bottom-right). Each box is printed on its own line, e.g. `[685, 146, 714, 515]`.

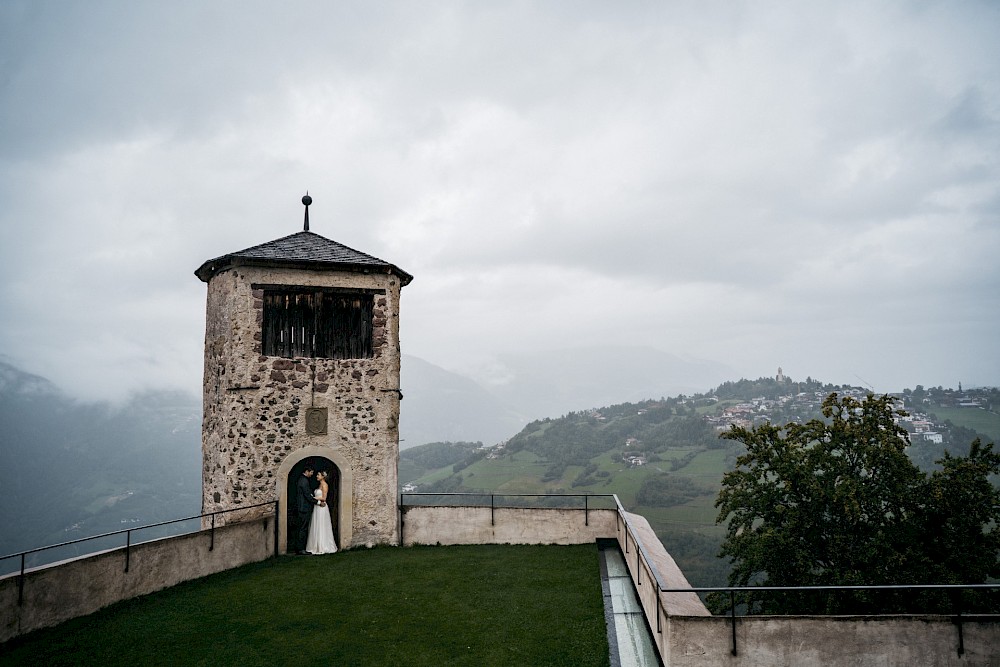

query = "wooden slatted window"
[261, 288, 374, 359]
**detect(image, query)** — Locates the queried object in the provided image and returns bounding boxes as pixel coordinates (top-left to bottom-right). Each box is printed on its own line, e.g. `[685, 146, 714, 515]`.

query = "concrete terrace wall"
[0, 516, 274, 643]
[618, 511, 710, 621]
[663, 615, 998, 666]
[400, 506, 619, 546]
[615, 513, 1000, 666]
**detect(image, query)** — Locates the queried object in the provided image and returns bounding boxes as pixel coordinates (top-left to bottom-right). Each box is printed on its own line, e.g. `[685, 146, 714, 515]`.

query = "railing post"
[210, 513, 216, 552]
[18, 553, 25, 606]
[124, 530, 131, 573]
[954, 593, 965, 657]
[491, 494, 495, 526]
[636, 546, 641, 585]
[584, 495, 589, 526]
[730, 590, 737, 656]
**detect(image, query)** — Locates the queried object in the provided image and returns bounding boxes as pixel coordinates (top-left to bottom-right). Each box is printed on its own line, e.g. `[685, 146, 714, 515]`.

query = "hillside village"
[703, 386, 991, 445]
[409, 378, 999, 476]
[398, 377, 1000, 592]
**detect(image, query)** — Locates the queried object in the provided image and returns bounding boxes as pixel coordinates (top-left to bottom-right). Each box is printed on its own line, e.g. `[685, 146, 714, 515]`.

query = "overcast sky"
[1, 1, 998, 402]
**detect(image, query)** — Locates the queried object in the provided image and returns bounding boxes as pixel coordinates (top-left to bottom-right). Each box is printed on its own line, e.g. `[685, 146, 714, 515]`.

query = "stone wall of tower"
[201, 264, 402, 547]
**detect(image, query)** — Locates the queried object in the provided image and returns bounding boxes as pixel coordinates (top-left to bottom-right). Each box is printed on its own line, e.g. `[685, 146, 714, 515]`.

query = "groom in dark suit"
[294, 466, 319, 554]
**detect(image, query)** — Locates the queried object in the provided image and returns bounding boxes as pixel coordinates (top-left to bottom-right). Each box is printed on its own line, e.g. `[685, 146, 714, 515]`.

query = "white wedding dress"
[305, 488, 338, 554]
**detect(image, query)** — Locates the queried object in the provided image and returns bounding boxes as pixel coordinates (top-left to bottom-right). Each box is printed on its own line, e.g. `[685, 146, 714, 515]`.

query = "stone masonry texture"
[201, 265, 402, 546]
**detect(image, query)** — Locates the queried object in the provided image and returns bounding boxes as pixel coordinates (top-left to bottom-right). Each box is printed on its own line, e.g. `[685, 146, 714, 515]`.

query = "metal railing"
[1, 500, 278, 606]
[608, 494, 1000, 659]
[398, 492, 617, 542]
[660, 583, 1000, 657]
[611, 495, 668, 587]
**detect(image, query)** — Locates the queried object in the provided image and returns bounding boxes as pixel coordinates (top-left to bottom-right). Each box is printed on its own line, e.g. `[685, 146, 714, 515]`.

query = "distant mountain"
[0, 356, 527, 555]
[0, 347, 733, 555]
[477, 346, 733, 421]
[399, 355, 525, 449]
[0, 361, 202, 558]
[0, 361, 61, 396]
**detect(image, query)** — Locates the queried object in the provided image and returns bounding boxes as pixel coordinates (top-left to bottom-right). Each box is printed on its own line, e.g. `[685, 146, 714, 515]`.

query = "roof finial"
[302, 192, 312, 231]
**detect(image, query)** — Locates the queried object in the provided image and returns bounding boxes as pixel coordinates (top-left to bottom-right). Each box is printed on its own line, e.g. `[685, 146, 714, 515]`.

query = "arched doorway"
[277, 446, 354, 553]
[286, 457, 340, 551]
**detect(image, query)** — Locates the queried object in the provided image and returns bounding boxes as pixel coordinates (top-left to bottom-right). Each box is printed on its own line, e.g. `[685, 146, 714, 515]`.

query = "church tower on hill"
[194, 195, 412, 551]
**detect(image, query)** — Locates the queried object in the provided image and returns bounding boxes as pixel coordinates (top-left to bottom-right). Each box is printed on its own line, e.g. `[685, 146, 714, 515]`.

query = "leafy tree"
[452, 449, 486, 473]
[920, 439, 1000, 588]
[712, 393, 1000, 614]
[420, 474, 465, 494]
[571, 463, 600, 488]
[646, 416, 716, 450]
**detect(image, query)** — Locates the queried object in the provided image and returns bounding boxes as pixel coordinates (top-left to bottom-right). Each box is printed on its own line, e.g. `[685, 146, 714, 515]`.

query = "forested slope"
[400, 377, 1000, 587]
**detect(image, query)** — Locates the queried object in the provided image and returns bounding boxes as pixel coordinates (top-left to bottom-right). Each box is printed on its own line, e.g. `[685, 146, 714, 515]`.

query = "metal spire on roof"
[302, 192, 312, 231]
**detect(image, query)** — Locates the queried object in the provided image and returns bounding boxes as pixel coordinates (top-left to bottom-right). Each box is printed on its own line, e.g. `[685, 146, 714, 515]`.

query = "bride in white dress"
[305, 470, 338, 554]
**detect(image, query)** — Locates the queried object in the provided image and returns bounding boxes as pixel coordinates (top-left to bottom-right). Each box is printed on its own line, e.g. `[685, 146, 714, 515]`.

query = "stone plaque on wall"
[305, 407, 328, 435]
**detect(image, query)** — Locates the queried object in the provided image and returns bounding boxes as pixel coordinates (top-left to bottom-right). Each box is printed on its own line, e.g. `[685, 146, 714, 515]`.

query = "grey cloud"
[1, 1, 998, 399]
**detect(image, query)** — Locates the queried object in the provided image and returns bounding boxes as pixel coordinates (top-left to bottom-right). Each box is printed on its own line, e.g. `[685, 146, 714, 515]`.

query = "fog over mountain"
[399, 348, 731, 447]
[472, 346, 733, 422]
[0, 361, 202, 558]
[2, 347, 729, 554]
[398, 355, 524, 448]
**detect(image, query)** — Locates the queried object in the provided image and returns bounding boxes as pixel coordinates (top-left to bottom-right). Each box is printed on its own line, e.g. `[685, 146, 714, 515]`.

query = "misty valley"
[2, 359, 998, 586]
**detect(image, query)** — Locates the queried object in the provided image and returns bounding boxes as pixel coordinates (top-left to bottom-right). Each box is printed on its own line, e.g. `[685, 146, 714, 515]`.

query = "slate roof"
[194, 231, 413, 285]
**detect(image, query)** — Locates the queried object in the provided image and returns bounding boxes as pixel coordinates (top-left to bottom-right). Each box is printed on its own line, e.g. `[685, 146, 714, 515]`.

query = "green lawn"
[1, 545, 609, 667]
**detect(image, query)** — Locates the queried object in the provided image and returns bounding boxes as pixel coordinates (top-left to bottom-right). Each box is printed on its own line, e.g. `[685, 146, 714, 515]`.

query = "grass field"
[633, 504, 726, 536]
[1, 545, 609, 667]
[929, 406, 1000, 444]
[458, 451, 553, 492]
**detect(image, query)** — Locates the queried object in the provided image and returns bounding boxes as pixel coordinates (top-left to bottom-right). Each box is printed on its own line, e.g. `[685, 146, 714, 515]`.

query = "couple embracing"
[295, 466, 338, 555]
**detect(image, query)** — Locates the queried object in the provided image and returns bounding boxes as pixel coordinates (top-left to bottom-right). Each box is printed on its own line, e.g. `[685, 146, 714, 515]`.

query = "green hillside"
[927, 406, 1000, 444]
[399, 379, 1000, 588]
[401, 395, 745, 587]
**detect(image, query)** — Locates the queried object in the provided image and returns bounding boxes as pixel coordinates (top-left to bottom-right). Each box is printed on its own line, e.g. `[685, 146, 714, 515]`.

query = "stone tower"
[194, 197, 412, 550]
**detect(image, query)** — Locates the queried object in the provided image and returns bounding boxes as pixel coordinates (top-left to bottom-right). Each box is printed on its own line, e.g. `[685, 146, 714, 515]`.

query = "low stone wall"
[400, 506, 618, 546]
[0, 516, 275, 643]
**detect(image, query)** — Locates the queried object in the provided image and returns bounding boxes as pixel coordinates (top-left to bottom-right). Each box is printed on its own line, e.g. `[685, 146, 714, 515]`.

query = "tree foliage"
[712, 393, 1000, 614]
[400, 441, 483, 471]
